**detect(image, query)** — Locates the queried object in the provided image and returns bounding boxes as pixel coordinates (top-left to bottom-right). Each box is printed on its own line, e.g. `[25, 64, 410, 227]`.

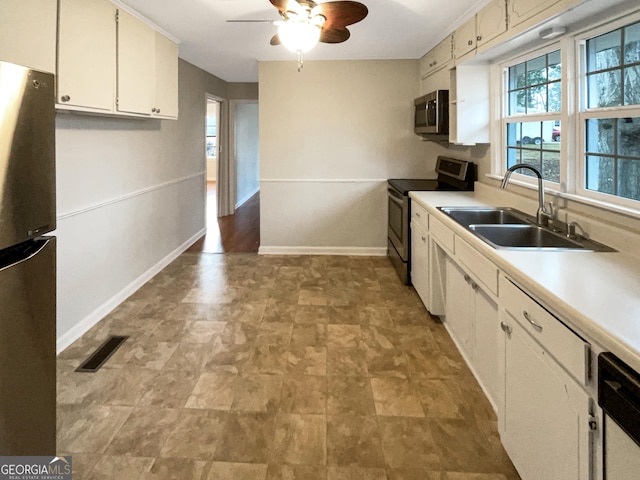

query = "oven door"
[388, 187, 409, 260]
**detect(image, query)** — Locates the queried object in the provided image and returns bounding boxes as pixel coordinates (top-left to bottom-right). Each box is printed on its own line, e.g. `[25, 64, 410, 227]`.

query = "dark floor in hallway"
[57, 252, 520, 480]
[187, 182, 260, 254]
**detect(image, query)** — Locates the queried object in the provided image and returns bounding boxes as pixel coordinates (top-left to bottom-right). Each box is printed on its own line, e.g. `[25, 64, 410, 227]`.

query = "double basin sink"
[437, 207, 613, 251]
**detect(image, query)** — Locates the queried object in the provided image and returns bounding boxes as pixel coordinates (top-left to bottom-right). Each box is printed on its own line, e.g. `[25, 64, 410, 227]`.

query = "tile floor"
[57, 253, 521, 480]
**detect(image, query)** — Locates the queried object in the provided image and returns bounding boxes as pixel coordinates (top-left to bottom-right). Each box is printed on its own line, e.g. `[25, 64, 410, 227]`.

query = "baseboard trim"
[235, 186, 260, 209]
[56, 228, 206, 354]
[258, 246, 387, 256]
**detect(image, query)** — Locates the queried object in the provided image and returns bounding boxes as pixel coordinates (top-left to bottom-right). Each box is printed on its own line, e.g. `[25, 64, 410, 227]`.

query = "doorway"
[186, 96, 260, 253]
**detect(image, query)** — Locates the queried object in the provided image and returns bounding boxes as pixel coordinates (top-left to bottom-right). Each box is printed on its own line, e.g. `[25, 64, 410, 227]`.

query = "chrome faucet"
[501, 163, 554, 226]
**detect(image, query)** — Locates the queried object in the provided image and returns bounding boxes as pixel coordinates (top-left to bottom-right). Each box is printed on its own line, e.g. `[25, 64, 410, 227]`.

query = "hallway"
[187, 182, 260, 254]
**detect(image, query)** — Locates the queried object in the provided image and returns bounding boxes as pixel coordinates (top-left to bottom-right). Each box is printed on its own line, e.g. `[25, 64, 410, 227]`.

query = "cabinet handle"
[467, 40, 473, 46]
[523, 310, 543, 332]
[500, 321, 512, 334]
[152, 107, 157, 113]
[156, 108, 160, 113]
[61, 95, 70, 102]
[463, 274, 470, 283]
[421, 235, 426, 242]
[415, 212, 421, 218]
[476, 35, 482, 41]
[470, 281, 478, 291]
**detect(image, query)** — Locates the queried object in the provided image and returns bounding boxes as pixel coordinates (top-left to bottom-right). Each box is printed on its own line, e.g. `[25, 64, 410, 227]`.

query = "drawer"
[411, 202, 429, 230]
[455, 237, 498, 296]
[500, 276, 589, 384]
[429, 215, 455, 254]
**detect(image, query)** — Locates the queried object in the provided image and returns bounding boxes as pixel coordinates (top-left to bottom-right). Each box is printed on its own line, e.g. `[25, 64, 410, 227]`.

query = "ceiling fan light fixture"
[278, 19, 321, 53]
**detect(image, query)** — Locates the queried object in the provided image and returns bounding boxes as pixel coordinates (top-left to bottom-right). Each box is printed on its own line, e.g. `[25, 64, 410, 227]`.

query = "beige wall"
[259, 59, 441, 253]
[56, 59, 244, 350]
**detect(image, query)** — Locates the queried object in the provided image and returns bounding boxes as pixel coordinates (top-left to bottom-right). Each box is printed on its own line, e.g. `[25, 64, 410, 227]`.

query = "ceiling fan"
[227, 0, 368, 71]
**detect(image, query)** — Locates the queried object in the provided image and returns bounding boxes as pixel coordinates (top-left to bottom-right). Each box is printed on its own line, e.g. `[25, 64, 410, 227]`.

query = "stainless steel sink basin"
[468, 225, 611, 251]
[438, 207, 532, 226]
[437, 206, 614, 251]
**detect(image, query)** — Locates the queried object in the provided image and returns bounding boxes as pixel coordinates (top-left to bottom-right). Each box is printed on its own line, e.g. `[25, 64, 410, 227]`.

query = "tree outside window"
[585, 21, 640, 201]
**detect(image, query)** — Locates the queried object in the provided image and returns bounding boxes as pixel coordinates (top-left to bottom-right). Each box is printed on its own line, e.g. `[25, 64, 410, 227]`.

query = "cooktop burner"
[388, 178, 460, 195]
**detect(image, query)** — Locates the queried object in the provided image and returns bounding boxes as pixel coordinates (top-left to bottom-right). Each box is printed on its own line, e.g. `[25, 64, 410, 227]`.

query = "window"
[498, 13, 640, 212]
[206, 114, 217, 158]
[582, 20, 640, 202]
[504, 50, 562, 183]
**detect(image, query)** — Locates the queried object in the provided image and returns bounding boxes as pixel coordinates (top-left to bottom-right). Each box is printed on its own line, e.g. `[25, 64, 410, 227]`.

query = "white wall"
[55, 59, 233, 351]
[258, 60, 441, 254]
[233, 101, 259, 207]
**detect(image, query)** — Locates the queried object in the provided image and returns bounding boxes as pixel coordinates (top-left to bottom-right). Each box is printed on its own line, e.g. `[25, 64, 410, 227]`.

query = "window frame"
[499, 44, 565, 189]
[575, 15, 640, 209]
[494, 9, 640, 215]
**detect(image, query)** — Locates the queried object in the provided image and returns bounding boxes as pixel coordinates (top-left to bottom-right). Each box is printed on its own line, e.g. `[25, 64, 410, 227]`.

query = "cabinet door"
[454, 17, 477, 59]
[445, 259, 473, 355]
[153, 32, 178, 118]
[411, 221, 430, 308]
[58, 0, 116, 112]
[428, 238, 447, 316]
[432, 36, 453, 72]
[473, 287, 499, 408]
[0, 0, 56, 72]
[117, 9, 154, 115]
[504, 319, 592, 480]
[477, 0, 507, 47]
[508, 0, 560, 29]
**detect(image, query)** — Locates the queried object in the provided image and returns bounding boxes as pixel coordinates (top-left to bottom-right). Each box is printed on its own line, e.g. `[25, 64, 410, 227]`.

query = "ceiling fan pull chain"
[297, 50, 304, 72]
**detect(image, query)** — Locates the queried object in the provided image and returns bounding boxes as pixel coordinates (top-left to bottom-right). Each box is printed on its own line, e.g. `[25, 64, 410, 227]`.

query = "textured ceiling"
[118, 0, 485, 82]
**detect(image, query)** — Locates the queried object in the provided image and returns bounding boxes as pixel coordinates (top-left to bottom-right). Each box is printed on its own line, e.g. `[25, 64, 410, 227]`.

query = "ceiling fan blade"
[312, 1, 368, 29]
[319, 27, 350, 44]
[271, 0, 306, 16]
[269, 0, 289, 12]
[270, 34, 281, 46]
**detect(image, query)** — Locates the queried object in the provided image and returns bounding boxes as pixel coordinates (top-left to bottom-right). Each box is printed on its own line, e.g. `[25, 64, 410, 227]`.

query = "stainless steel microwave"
[414, 90, 449, 138]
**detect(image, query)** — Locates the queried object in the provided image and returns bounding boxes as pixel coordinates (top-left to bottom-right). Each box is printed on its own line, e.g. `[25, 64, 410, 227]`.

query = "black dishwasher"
[598, 352, 640, 479]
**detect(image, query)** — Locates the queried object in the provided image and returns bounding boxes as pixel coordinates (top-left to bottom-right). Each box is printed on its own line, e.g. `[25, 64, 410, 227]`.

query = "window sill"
[484, 173, 640, 221]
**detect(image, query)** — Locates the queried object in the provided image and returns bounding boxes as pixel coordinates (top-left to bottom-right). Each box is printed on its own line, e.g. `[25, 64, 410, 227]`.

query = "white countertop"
[410, 190, 640, 373]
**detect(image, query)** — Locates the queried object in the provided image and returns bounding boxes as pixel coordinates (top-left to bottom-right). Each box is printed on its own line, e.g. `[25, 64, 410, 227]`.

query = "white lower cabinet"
[500, 275, 593, 480]
[445, 257, 499, 407]
[446, 259, 474, 355]
[411, 221, 430, 307]
[502, 317, 592, 480]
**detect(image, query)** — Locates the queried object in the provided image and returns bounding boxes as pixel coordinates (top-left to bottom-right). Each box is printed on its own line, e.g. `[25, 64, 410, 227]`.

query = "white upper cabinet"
[508, 0, 560, 29]
[57, 0, 116, 112]
[116, 9, 178, 119]
[116, 9, 155, 116]
[0, 0, 56, 73]
[454, 17, 477, 60]
[454, 0, 507, 62]
[153, 32, 179, 119]
[420, 35, 453, 78]
[449, 65, 490, 145]
[476, 0, 507, 48]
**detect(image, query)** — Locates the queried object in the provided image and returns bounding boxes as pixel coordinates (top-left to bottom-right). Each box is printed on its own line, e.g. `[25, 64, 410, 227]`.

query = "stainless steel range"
[387, 156, 476, 284]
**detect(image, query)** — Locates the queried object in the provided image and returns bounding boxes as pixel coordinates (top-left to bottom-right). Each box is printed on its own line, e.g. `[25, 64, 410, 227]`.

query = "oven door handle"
[388, 188, 404, 206]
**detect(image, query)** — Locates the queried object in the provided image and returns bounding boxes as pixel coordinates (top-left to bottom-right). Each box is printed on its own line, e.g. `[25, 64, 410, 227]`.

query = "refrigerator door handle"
[0, 238, 51, 272]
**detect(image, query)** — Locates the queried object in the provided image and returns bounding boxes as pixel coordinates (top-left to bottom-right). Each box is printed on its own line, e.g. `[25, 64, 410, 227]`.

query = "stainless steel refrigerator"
[0, 60, 56, 455]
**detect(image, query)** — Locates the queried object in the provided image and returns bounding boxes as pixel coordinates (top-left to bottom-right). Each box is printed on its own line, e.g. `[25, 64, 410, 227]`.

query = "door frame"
[205, 93, 233, 217]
